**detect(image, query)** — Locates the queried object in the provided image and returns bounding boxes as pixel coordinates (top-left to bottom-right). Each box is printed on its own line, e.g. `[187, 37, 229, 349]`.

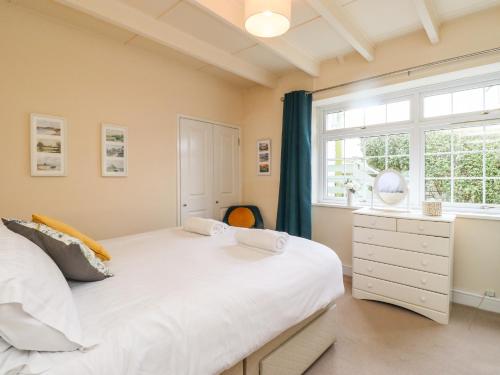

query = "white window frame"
[419, 76, 500, 123]
[315, 71, 500, 214]
[419, 118, 500, 212]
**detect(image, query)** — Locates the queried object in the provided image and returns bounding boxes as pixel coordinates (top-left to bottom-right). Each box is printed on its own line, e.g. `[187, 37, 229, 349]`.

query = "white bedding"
[1, 227, 344, 375]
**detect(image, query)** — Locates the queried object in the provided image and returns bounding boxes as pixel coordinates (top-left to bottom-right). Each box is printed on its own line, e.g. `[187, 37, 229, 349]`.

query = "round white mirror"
[373, 169, 408, 206]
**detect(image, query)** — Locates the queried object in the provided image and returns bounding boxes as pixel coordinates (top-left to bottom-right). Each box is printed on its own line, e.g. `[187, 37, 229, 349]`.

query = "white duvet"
[1, 228, 344, 375]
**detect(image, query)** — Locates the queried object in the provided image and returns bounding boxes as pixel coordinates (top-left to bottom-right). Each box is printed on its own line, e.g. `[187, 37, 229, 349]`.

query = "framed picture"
[257, 139, 271, 176]
[101, 124, 128, 177]
[31, 114, 67, 176]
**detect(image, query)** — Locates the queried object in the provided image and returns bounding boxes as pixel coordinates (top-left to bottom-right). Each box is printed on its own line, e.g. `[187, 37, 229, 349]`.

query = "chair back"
[223, 205, 264, 229]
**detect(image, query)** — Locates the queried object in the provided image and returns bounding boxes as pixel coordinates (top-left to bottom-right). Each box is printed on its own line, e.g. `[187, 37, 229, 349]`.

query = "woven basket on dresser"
[422, 201, 442, 216]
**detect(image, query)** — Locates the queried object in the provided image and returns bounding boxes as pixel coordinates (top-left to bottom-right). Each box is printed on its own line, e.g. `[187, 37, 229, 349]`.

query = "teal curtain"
[276, 90, 312, 239]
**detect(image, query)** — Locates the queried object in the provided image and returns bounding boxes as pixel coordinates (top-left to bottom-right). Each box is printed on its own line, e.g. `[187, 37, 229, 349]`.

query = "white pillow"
[0, 337, 10, 353]
[0, 224, 86, 351]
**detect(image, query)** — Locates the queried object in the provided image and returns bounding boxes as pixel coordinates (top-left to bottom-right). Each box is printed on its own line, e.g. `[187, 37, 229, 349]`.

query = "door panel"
[213, 125, 240, 221]
[180, 118, 213, 224]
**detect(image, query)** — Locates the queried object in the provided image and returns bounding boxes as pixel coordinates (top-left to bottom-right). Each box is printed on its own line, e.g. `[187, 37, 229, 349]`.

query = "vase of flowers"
[344, 179, 359, 207]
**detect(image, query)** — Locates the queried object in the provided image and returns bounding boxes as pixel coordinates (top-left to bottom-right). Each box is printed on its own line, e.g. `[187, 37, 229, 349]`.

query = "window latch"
[479, 205, 495, 210]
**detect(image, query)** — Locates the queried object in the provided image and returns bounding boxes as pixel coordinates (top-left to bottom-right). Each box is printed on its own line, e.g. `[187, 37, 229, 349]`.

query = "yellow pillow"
[228, 207, 256, 228]
[32, 214, 111, 261]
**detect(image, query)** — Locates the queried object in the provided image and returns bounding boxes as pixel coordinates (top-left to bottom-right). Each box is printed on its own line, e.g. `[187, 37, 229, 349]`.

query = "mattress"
[1, 227, 344, 375]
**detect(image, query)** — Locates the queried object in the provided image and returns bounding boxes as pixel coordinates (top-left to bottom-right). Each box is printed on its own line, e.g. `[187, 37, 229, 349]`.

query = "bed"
[1, 227, 344, 375]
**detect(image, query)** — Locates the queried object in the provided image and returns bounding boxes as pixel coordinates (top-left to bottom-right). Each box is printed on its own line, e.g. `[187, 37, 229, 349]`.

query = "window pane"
[327, 140, 343, 159]
[452, 88, 484, 114]
[387, 100, 410, 122]
[325, 112, 344, 130]
[388, 156, 409, 177]
[485, 85, 500, 111]
[454, 153, 483, 177]
[486, 179, 500, 204]
[425, 155, 451, 177]
[425, 179, 451, 202]
[345, 137, 363, 158]
[327, 178, 345, 198]
[425, 130, 451, 153]
[365, 104, 386, 125]
[327, 159, 344, 178]
[366, 157, 386, 174]
[424, 94, 451, 118]
[362, 136, 385, 157]
[485, 125, 500, 150]
[345, 158, 366, 177]
[345, 108, 364, 128]
[388, 134, 409, 155]
[486, 152, 500, 177]
[454, 179, 483, 204]
[453, 127, 483, 152]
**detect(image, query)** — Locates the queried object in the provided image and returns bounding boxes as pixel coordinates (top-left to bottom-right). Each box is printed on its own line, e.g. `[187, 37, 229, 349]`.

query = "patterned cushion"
[2, 219, 112, 282]
[32, 214, 111, 261]
[228, 207, 256, 228]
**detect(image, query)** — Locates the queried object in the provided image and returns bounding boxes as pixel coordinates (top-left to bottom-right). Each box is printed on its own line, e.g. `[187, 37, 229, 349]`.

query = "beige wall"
[241, 7, 500, 296]
[0, 2, 244, 239]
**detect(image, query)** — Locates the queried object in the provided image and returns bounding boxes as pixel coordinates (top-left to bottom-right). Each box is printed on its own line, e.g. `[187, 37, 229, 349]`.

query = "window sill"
[452, 212, 500, 222]
[312, 203, 363, 210]
[313, 202, 500, 221]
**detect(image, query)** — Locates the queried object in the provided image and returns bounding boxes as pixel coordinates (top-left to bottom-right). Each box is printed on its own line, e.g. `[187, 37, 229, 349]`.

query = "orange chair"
[223, 205, 264, 229]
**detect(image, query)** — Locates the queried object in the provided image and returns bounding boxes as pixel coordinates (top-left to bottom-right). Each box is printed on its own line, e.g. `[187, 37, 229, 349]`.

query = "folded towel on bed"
[235, 228, 290, 253]
[183, 217, 226, 236]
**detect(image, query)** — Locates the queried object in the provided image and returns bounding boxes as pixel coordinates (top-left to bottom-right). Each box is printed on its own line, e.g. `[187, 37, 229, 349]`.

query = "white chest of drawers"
[352, 208, 455, 324]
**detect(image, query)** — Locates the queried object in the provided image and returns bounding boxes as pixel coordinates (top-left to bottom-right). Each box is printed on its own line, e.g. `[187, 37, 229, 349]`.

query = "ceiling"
[12, 0, 500, 87]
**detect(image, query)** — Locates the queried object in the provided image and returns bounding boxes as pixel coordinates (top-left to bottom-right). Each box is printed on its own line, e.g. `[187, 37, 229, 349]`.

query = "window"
[325, 134, 410, 204]
[325, 99, 410, 130]
[425, 124, 500, 206]
[316, 72, 500, 212]
[423, 84, 500, 118]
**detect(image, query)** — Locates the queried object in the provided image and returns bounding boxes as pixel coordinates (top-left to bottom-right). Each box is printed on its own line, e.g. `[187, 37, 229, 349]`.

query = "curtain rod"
[280, 46, 500, 102]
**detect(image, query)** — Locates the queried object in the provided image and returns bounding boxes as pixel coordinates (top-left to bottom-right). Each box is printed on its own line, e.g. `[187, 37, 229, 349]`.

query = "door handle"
[215, 201, 219, 204]
[182, 204, 187, 207]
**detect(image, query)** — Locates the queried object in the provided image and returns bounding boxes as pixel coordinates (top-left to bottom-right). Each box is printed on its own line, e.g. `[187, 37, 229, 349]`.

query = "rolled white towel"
[183, 217, 226, 236]
[235, 228, 290, 253]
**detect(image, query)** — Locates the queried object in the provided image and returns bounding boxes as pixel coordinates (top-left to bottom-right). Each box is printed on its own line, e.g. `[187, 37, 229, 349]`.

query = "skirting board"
[342, 264, 352, 277]
[451, 290, 500, 314]
[342, 264, 500, 314]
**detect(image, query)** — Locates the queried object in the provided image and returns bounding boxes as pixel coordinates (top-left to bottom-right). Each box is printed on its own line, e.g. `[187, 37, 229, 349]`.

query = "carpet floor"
[305, 277, 500, 375]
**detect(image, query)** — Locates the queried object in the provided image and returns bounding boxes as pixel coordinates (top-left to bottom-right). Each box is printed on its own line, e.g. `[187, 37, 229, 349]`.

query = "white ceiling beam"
[305, 0, 374, 62]
[189, 0, 320, 77]
[53, 0, 277, 87]
[413, 0, 440, 44]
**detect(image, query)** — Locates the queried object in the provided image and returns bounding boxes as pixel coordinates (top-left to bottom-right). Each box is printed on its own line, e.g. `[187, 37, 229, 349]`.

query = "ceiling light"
[245, 0, 291, 38]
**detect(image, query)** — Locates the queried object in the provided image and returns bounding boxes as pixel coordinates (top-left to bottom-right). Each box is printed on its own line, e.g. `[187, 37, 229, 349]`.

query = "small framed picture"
[101, 124, 128, 177]
[31, 114, 67, 177]
[257, 139, 271, 176]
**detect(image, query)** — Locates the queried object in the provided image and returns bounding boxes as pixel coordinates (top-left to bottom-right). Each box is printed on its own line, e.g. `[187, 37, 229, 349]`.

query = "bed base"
[221, 303, 336, 375]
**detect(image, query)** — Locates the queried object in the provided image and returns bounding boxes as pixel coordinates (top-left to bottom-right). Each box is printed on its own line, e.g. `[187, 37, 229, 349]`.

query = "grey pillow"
[2, 219, 112, 282]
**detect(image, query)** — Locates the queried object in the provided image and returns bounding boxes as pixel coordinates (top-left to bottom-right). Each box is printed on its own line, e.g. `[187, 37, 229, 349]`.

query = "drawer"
[397, 219, 450, 237]
[353, 227, 450, 256]
[353, 214, 396, 231]
[353, 242, 449, 275]
[353, 274, 449, 313]
[259, 306, 336, 375]
[353, 258, 449, 294]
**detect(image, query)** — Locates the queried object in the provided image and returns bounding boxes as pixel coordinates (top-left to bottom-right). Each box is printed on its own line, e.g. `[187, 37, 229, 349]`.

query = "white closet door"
[213, 125, 240, 221]
[179, 118, 213, 224]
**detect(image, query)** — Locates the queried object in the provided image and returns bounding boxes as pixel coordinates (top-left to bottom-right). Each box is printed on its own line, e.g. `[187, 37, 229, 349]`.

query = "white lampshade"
[245, 0, 291, 38]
